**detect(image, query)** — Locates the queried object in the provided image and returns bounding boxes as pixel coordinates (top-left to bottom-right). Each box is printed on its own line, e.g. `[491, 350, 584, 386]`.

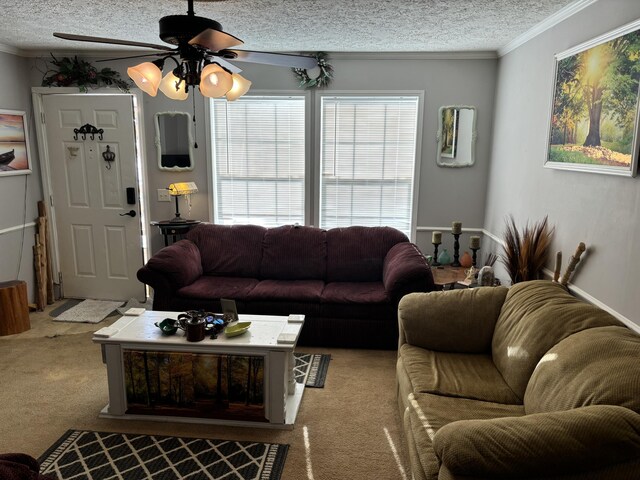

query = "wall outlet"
[157, 188, 171, 202]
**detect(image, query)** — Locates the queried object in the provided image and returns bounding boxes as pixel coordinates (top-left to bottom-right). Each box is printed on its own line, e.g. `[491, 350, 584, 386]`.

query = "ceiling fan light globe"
[199, 63, 233, 98]
[159, 72, 188, 100]
[127, 62, 162, 96]
[226, 74, 252, 101]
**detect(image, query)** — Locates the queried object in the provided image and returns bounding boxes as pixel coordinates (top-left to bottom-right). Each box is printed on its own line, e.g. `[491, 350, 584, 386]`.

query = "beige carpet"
[0, 303, 409, 480]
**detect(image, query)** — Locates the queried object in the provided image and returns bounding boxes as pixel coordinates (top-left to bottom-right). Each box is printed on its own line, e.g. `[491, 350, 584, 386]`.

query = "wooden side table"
[0, 280, 30, 335]
[151, 220, 201, 246]
[431, 265, 472, 290]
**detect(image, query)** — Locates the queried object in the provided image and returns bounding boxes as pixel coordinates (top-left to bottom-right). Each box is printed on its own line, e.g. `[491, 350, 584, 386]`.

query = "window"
[319, 96, 420, 237]
[211, 96, 306, 226]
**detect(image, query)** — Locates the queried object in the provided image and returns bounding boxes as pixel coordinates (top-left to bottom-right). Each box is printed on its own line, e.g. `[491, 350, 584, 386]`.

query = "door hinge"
[41, 112, 45, 124]
[49, 195, 54, 207]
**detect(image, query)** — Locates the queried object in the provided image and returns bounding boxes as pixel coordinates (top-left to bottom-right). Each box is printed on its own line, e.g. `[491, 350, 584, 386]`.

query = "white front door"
[42, 94, 145, 301]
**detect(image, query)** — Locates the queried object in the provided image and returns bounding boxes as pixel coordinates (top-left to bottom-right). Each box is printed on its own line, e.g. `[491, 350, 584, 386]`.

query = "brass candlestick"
[451, 233, 461, 267]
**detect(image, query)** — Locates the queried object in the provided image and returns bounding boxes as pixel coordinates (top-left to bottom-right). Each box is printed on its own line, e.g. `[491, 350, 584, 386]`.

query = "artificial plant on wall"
[41, 55, 130, 92]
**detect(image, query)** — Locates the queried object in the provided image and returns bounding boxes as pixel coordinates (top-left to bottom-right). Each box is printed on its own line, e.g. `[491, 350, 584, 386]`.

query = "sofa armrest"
[433, 405, 640, 478]
[383, 243, 435, 302]
[398, 287, 508, 352]
[137, 240, 203, 294]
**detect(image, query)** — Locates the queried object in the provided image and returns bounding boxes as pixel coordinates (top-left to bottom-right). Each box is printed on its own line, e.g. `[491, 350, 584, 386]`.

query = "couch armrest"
[433, 405, 640, 478]
[398, 287, 508, 352]
[383, 243, 435, 302]
[137, 240, 203, 295]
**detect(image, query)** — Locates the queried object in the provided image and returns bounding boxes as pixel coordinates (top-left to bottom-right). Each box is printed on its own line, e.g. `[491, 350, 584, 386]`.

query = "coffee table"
[93, 311, 305, 429]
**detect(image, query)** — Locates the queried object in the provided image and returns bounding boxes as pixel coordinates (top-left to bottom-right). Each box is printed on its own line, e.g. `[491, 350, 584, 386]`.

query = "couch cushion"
[321, 282, 389, 304]
[405, 392, 524, 480]
[491, 280, 621, 401]
[176, 276, 259, 300]
[326, 226, 407, 282]
[186, 223, 266, 277]
[524, 326, 640, 415]
[246, 280, 324, 302]
[260, 225, 327, 280]
[398, 344, 520, 404]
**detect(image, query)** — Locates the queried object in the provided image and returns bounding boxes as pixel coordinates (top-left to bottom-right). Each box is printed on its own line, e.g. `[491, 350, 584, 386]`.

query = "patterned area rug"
[294, 353, 331, 388]
[39, 430, 288, 480]
[52, 300, 124, 324]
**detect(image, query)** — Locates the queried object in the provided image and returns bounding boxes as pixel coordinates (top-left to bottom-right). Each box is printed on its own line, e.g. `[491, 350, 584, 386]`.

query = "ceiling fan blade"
[54, 33, 174, 51]
[205, 56, 243, 74]
[96, 52, 173, 63]
[224, 50, 317, 69]
[189, 28, 243, 51]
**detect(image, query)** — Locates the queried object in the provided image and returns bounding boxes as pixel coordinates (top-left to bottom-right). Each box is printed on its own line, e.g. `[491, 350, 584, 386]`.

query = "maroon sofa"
[137, 223, 435, 348]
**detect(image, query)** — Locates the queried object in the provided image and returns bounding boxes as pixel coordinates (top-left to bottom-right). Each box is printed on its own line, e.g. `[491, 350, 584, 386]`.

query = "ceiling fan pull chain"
[192, 93, 198, 149]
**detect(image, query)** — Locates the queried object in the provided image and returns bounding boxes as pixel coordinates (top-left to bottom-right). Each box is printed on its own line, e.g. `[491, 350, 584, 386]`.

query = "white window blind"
[211, 96, 306, 226]
[319, 96, 420, 237]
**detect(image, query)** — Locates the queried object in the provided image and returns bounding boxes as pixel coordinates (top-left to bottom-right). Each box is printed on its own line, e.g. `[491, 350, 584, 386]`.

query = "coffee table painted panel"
[93, 311, 305, 429]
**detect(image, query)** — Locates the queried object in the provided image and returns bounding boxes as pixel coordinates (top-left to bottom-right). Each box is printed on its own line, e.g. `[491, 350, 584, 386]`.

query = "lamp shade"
[199, 63, 233, 98]
[159, 72, 188, 100]
[127, 62, 162, 96]
[226, 73, 252, 101]
[168, 182, 198, 196]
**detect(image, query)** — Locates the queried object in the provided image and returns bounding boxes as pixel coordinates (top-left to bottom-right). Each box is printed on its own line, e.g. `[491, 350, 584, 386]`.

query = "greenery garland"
[41, 55, 130, 92]
[292, 52, 333, 89]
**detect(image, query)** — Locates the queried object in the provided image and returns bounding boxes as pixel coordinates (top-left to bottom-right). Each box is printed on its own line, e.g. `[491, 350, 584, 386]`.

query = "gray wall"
[104, 55, 497, 255]
[484, 0, 640, 329]
[25, 53, 497, 295]
[0, 51, 42, 302]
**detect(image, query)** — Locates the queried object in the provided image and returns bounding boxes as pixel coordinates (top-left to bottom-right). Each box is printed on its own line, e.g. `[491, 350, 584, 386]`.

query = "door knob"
[120, 210, 137, 217]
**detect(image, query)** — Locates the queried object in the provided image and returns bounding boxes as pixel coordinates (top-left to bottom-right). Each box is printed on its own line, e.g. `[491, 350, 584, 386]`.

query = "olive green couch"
[397, 280, 640, 480]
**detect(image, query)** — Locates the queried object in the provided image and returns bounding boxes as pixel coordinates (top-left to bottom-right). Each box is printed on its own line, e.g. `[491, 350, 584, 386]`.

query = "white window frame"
[314, 91, 424, 241]
[206, 91, 312, 226]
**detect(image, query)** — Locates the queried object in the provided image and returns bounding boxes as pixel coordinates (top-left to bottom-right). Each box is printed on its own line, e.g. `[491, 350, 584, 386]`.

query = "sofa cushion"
[398, 344, 520, 404]
[260, 225, 327, 280]
[326, 226, 407, 282]
[524, 326, 640, 415]
[321, 282, 389, 304]
[177, 276, 259, 300]
[246, 280, 324, 302]
[186, 223, 266, 278]
[405, 392, 524, 480]
[491, 280, 620, 400]
[433, 405, 640, 479]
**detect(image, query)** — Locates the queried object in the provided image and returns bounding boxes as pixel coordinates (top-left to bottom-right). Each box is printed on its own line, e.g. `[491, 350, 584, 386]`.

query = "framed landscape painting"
[0, 110, 31, 177]
[545, 20, 640, 177]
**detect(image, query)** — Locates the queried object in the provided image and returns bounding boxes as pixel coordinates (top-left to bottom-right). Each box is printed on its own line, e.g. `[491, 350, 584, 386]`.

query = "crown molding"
[0, 42, 24, 56]
[498, 0, 598, 57]
[328, 51, 498, 60]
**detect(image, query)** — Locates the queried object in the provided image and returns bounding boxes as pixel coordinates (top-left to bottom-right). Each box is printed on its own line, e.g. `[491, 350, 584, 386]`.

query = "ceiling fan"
[53, 0, 317, 101]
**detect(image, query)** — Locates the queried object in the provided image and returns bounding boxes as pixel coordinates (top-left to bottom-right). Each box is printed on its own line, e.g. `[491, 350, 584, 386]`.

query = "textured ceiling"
[2, 0, 577, 54]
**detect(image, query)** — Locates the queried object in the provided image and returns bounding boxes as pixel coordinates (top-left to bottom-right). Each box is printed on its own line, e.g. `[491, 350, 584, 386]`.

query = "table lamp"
[167, 182, 198, 222]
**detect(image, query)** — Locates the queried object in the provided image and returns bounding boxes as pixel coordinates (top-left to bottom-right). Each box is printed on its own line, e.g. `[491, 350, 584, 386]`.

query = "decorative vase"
[437, 249, 451, 265]
[460, 251, 473, 268]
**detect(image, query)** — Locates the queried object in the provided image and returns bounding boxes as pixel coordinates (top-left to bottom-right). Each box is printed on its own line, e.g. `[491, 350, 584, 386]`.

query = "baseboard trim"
[416, 226, 484, 233]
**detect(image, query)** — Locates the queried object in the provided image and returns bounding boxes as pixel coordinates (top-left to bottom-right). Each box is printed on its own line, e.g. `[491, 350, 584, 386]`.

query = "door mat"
[294, 353, 331, 388]
[39, 430, 288, 480]
[49, 299, 83, 318]
[52, 299, 124, 324]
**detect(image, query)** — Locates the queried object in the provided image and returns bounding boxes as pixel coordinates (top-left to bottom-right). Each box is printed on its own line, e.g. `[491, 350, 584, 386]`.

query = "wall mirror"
[436, 106, 477, 167]
[155, 111, 194, 171]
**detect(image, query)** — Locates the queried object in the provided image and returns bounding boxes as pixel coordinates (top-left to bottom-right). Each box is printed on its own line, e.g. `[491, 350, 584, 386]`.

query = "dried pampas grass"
[502, 215, 554, 284]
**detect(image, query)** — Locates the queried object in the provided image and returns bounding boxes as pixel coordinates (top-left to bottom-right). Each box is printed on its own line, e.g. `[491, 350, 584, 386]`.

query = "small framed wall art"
[545, 20, 640, 177]
[0, 109, 32, 177]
